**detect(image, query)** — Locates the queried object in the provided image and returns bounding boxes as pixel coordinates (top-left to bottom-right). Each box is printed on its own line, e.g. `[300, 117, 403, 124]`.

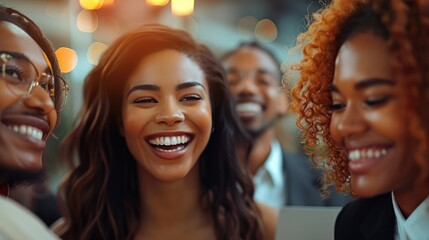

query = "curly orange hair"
[291, 0, 429, 196]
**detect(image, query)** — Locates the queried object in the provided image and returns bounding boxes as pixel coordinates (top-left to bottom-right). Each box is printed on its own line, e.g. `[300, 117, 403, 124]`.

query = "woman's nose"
[154, 99, 185, 125]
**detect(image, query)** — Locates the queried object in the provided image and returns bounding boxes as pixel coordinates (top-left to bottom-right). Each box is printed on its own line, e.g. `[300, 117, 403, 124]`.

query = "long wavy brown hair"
[56, 24, 263, 240]
[291, 0, 429, 195]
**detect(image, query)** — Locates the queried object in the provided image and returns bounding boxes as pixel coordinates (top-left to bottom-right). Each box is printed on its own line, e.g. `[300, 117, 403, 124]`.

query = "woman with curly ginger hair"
[292, 0, 429, 239]
[54, 23, 277, 240]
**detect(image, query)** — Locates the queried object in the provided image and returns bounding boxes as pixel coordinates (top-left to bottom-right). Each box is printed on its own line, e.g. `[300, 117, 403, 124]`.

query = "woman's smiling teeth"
[8, 125, 44, 140]
[348, 147, 388, 161]
[148, 135, 191, 153]
[149, 135, 190, 146]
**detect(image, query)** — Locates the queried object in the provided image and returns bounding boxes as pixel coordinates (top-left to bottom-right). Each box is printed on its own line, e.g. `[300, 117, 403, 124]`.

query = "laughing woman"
[292, 0, 429, 239]
[55, 24, 277, 240]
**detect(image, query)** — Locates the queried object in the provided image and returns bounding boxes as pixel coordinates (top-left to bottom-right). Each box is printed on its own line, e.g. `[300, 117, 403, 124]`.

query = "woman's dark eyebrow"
[176, 81, 206, 91]
[329, 78, 394, 93]
[127, 84, 160, 96]
[127, 81, 206, 97]
[355, 78, 395, 89]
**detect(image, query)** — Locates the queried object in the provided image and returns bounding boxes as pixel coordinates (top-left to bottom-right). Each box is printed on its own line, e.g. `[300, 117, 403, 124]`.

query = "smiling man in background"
[222, 42, 351, 207]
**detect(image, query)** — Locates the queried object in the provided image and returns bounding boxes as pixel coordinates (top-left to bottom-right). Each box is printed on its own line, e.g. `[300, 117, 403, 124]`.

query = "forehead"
[334, 33, 391, 82]
[128, 49, 207, 87]
[223, 47, 278, 72]
[0, 21, 48, 70]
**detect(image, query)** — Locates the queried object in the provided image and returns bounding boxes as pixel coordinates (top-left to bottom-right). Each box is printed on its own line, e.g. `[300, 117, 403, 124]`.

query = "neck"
[393, 179, 429, 218]
[241, 129, 275, 175]
[136, 164, 211, 236]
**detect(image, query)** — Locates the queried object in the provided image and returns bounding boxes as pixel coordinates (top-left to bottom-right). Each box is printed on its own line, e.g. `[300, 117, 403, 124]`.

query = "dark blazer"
[335, 193, 395, 240]
[283, 150, 352, 206]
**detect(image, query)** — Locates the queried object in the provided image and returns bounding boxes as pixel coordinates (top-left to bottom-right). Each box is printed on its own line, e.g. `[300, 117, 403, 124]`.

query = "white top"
[392, 192, 429, 240]
[253, 140, 285, 209]
[0, 195, 59, 240]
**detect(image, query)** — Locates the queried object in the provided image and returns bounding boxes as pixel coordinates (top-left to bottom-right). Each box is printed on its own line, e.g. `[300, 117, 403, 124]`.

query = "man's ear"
[277, 88, 290, 117]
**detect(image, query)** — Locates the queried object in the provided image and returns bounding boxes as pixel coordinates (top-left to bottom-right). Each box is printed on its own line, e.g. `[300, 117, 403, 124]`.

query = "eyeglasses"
[0, 51, 69, 111]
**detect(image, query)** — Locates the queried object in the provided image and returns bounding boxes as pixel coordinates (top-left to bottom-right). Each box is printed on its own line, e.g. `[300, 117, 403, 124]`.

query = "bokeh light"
[103, 0, 115, 6]
[146, 0, 169, 6]
[56, 47, 78, 73]
[80, 0, 103, 10]
[237, 16, 259, 35]
[87, 42, 108, 65]
[255, 19, 278, 42]
[171, 0, 194, 16]
[77, 10, 99, 33]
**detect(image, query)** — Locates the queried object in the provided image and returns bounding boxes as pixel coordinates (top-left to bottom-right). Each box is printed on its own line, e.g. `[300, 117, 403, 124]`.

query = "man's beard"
[245, 115, 280, 139]
[0, 167, 45, 189]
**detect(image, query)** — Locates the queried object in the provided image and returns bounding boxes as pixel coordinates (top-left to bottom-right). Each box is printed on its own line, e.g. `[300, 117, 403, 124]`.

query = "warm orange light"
[77, 10, 99, 33]
[103, 0, 114, 6]
[255, 19, 278, 42]
[146, 0, 169, 6]
[171, 0, 194, 16]
[87, 42, 108, 65]
[79, 0, 103, 10]
[56, 47, 78, 73]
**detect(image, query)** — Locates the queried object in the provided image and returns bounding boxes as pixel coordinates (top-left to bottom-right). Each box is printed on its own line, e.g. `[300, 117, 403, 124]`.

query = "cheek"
[266, 87, 279, 99]
[367, 110, 406, 140]
[122, 107, 147, 136]
[228, 85, 240, 96]
[47, 110, 58, 133]
[0, 85, 20, 111]
[121, 108, 148, 160]
[191, 103, 212, 136]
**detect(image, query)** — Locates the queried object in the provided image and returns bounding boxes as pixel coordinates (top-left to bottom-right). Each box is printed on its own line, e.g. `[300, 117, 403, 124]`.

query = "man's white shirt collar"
[392, 192, 429, 240]
[253, 140, 285, 208]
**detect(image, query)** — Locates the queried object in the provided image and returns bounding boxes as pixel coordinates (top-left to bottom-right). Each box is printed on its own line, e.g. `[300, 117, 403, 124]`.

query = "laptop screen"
[275, 206, 341, 240]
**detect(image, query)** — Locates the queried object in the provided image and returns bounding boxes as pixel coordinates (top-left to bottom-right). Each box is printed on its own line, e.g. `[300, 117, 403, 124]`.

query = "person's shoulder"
[340, 193, 390, 215]
[335, 193, 390, 235]
[0, 196, 59, 240]
[256, 202, 279, 240]
[336, 193, 393, 239]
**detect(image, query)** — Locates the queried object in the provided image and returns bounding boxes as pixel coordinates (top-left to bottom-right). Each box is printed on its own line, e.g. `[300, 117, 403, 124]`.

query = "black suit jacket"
[283, 150, 352, 206]
[335, 193, 395, 240]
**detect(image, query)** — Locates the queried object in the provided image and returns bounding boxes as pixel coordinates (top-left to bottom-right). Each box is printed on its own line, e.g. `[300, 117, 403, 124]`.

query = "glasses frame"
[0, 51, 69, 111]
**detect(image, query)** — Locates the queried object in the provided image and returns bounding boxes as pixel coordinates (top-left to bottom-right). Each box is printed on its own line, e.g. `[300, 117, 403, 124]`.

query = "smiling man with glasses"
[0, 5, 67, 239]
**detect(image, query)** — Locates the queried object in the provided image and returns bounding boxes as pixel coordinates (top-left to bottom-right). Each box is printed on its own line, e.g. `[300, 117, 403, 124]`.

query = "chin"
[351, 180, 390, 198]
[15, 152, 44, 171]
[154, 172, 189, 182]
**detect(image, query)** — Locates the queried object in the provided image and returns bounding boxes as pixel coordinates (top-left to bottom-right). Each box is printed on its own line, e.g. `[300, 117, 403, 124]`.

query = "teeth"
[236, 103, 262, 113]
[149, 135, 190, 146]
[348, 148, 388, 161]
[165, 137, 171, 146]
[8, 125, 44, 140]
[155, 145, 185, 152]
